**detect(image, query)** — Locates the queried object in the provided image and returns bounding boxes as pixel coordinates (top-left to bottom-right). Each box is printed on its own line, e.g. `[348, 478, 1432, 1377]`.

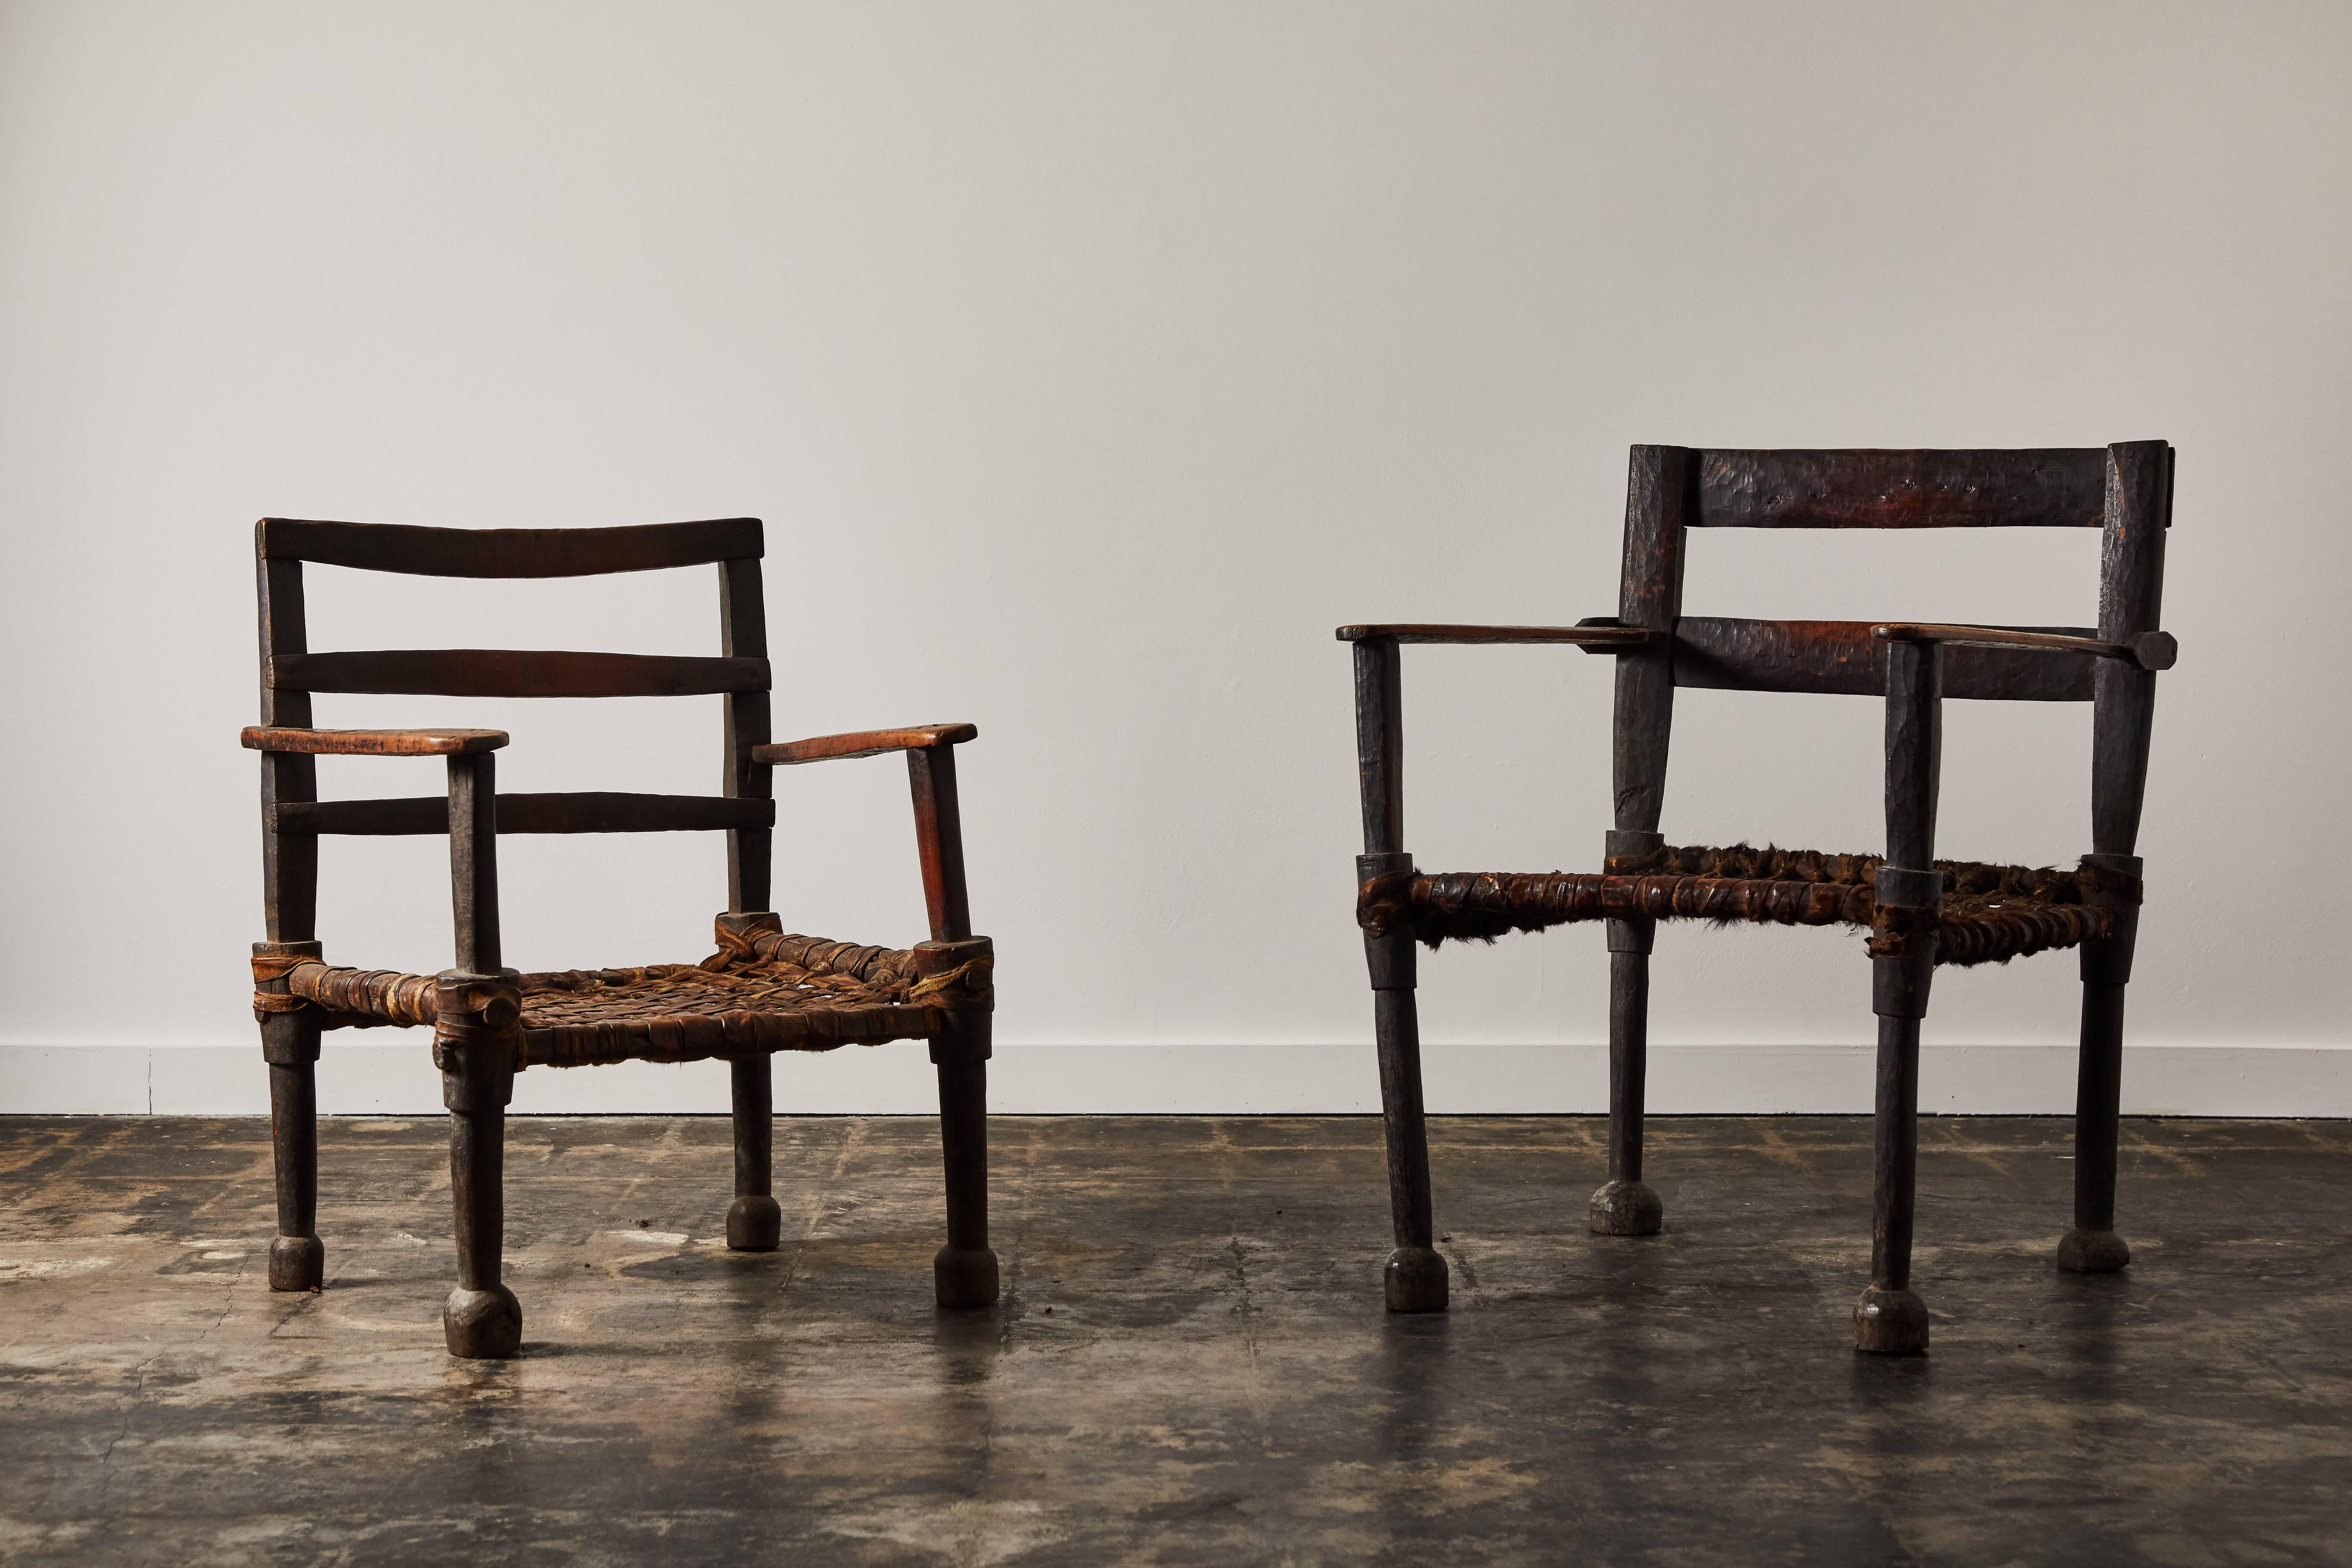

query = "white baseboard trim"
[4, 1041, 2347, 1117]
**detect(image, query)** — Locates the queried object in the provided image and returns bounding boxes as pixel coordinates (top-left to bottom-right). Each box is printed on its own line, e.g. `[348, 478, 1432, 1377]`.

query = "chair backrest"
[1609, 444, 2172, 857]
[253, 518, 773, 943]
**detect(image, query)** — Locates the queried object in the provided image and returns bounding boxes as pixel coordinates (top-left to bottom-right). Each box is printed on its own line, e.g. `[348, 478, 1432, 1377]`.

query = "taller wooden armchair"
[1342, 443, 2175, 1352]
[243, 517, 998, 1359]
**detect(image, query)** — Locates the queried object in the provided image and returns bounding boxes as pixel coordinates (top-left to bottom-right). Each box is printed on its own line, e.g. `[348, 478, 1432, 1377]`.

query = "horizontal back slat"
[271, 650, 770, 698]
[1693, 449, 2108, 528]
[273, 792, 777, 836]
[258, 517, 762, 576]
[1673, 618, 2097, 701]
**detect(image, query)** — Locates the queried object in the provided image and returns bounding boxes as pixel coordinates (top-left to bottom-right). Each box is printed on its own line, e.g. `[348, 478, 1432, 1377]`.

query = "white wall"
[3, 1, 2346, 1115]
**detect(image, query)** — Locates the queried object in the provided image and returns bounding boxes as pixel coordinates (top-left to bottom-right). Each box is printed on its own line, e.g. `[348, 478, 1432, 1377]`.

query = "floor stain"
[0, 1113, 2347, 1566]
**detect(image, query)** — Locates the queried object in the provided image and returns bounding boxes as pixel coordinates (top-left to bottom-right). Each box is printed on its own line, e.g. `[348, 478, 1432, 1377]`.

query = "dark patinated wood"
[916, 940, 999, 1307]
[254, 537, 324, 1295]
[1354, 637, 1405, 856]
[719, 558, 772, 915]
[256, 546, 318, 943]
[446, 754, 500, 976]
[757, 723, 980, 767]
[2060, 440, 2173, 1274]
[273, 792, 774, 837]
[1336, 439, 2174, 1348]
[2064, 970, 2132, 1273]
[271, 650, 769, 699]
[238, 510, 982, 1343]
[1694, 449, 2109, 530]
[931, 1049, 996, 1308]
[1675, 618, 2099, 701]
[1856, 637, 1943, 1353]
[1883, 640, 1943, 873]
[1590, 446, 1692, 1237]
[438, 973, 522, 1359]
[1606, 953, 1646, 1181]
[260, 516, 762, 577]
[725, 1056, 782, 1252]
[256, 938, 325, 1292]
[265, 1058, 320, 1280]
[717, 559, 777, 1201]
[2092, 442, 2173, 856]
[1874, 622, 2176, 671]
[1854, 1010, 1930, 1353]
[1351, 635, 1446, 1310]
[907, 745, 974, 943]
[1613, 446, 1689, 830]
[1334, 623, 1658, 647]
[242, 726, 510, 756]
[902, 746, 997, 1309]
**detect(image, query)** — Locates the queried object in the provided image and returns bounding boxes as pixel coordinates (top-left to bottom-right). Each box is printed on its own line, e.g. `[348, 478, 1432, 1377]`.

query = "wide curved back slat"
[258, 517, 762, 575]
[1692, 449, 2109, 529]
[1672, 618, 2098, 701]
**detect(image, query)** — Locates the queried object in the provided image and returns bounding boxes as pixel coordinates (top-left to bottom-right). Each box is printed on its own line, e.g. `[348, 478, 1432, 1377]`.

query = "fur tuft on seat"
[1358, 844, 2138, 968]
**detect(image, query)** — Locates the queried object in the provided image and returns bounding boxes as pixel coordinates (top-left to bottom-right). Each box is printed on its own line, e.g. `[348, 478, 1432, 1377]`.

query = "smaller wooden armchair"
[244, 517, 997, 1359]
[1340, 443, 2176, 1353]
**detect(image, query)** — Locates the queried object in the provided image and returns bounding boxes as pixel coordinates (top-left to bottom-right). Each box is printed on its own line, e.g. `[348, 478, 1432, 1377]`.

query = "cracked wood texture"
[4, 1113, 2347, 1565]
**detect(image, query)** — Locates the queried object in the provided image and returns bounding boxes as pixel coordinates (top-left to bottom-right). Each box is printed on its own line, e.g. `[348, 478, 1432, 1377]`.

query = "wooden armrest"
[1871, 623, 2177, 672]
[753, 723, 978, 766]
[1335, 622, 1660, 647]
[240, 726, 509, 756]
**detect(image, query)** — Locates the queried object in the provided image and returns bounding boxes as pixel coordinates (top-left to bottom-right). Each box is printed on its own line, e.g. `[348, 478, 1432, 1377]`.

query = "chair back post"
[2092, 442, 2173, 858]
[255, 536, 319, 942]
[1610, 446, 1691, 836]
[719, 556, 773, 913]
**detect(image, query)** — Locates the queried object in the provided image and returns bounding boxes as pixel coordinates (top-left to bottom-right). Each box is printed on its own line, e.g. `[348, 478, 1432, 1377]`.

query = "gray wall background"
[3, 2, 2345, 1112]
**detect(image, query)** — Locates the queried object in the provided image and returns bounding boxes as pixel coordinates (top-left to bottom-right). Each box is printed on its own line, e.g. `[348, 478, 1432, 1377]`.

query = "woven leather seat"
[242, 515, 1003, 1360]
[257, 919, 994, 1070]
[1359, 845, 2139, 968]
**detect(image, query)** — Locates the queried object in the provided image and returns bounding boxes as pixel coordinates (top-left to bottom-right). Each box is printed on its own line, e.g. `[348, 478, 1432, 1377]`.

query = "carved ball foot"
[1588, 1179, 1664, 1237]
[268, 1235, 324, 1292]
[1384, 1246, 1449, 1313]
[2057, 1226, 2132, 1273]
[443, 1284, 523, 1359]
[934, 1246, 1000, 1308]
[726, 1194, 783, 1252]
[1853, 1285, 1930, 1355]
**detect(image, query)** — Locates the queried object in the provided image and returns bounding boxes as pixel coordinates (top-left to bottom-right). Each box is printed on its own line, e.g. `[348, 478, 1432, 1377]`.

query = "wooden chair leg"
[437, 974, 522, 1359]
[1858, 639, 1938, 1354]
[1352, 641, 1444, 1311]
[1855, 955, 1932, 1354]
[1364, 905, 1446, 1313]
[1591, 917, 1664, 1235]
[930, 1016, 999, 1308]
[1374, 989, 1447, 1312]
[262, 1014, 325, 1291]
[2060, 856, 2139, 1272]
[2059, 977, 2134, 1273]
[726, 1056, 783, 1251]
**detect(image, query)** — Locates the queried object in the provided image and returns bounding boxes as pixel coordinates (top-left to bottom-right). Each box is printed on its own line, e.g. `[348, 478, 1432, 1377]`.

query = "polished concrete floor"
[2, 1113, 2349, 1565]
